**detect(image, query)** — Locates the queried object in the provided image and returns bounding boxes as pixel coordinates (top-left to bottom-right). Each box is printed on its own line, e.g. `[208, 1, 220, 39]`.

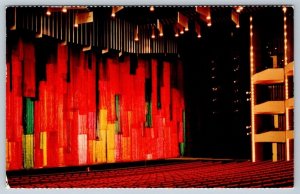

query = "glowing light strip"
[283, 7, 291, 161]
[250, 16, 256, 162]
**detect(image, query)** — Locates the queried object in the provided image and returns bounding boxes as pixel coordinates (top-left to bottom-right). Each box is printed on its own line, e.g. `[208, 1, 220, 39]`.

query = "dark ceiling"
[88, 6, 273, 26]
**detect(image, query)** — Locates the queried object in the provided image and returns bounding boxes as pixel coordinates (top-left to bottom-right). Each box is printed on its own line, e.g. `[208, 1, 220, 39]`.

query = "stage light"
[236, 6, 243, 13]
[111, 6, 124, 18]
[62, 7, 67, 13]
[283, 6, 287, 13]
[151, 26, 156, 39]
[134, 25, 139, 41]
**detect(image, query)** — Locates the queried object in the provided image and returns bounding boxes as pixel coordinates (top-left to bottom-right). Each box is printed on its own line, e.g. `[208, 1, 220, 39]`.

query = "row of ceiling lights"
[45, 6, 244, 40]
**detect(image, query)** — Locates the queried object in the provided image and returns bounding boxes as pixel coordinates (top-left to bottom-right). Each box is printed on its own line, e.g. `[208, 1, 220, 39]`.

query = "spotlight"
[46, 10, 51, 16]
[62, 7, 67, 13]
[150, 6, 155, 12]
[151, 26, 156, 39]
[134, 26, 139, 41]
[282, 7, 287, 13]
[236, 6, 243, 13]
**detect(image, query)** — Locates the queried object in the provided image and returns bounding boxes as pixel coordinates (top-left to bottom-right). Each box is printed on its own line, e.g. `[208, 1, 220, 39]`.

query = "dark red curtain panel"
[6, 36, 185, 170]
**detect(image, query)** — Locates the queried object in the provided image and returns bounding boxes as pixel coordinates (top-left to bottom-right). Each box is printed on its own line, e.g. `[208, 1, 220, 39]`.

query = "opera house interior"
[6, 5, 294, 188]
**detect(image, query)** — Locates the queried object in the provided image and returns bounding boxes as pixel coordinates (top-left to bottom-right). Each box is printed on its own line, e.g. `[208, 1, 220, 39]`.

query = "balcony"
[285, 61, 294, 76]
[254, 101, 285, 114]
[285, 98, 294, 109]
[286, 130, 294, 139]
[255, 131, 286, 143]
[253, 68, 284, 84]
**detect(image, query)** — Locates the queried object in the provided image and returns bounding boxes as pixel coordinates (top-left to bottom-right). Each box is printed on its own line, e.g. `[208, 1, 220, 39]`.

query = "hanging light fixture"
[157, 19, 163, 37]
[236, 6, 243, 13]
[282, 6, 287, 13]
[180, 26, 184, 34]
[232, 10, 240, 28]
[111, 6, 124, 18]
[174, 24, 179, 37]
[62, 7, 67, 13]
[74, 11, 93, 27]
[74, 10, 78, 28]
[178, 12, 189, 32]
[150, 6, 155, 12]
[151, 25, 156, 39]
[196, 6, 212, 26]
[46, 9, 51, 16]
[195, 22, 201, 38]
[134, 25, 139, 41]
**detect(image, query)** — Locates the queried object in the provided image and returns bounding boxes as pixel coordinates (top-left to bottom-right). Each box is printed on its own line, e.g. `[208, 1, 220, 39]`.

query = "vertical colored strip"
[107, 123, 116, 163]
[180, 110, 186, 156]
[40, 131, 47, 166]
[23, 134, 34, 169]
[145, 102, 152, 127]
[24, 98, 34, 134]
[115, 95, 121, 133]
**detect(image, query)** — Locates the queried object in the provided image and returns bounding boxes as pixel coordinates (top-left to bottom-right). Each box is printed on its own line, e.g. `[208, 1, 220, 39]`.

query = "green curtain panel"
[115, 95, 121, 133]
[24, 97, 34, 134]
[180, 110, 186, 156]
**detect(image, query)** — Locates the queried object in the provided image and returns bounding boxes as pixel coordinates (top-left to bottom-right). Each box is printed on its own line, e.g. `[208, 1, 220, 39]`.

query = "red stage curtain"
[6, 36, 185, 170]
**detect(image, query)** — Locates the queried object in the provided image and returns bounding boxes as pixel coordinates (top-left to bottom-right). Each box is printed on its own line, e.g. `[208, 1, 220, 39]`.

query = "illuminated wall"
[6, 36, 185, 170]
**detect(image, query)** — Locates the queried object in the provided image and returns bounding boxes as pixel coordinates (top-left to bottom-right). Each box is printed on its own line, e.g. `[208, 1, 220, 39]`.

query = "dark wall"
[179, 13, 251, 160]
